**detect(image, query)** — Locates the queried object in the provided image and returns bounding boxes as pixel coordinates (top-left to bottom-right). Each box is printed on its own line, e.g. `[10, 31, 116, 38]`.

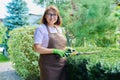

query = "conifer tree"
[3, 0, 29, 54]
[4, 0, 29, 30]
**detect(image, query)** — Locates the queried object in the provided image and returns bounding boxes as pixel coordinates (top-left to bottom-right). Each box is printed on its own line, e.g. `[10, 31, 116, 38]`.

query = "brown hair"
[41, 5, 62, 26]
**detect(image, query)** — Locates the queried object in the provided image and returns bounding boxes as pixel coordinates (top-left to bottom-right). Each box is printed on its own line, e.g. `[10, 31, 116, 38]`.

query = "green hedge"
[8, 26, 39, 80]
[66, 47, 120, 80]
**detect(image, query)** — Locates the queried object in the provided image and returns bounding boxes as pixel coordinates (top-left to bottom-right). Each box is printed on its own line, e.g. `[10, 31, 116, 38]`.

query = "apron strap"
[45, 25, 51, 33]
[45, 25, 60, 33]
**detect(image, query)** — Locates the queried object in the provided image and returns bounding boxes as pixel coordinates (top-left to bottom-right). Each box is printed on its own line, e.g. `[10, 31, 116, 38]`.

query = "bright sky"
[0, 0, 45, 18]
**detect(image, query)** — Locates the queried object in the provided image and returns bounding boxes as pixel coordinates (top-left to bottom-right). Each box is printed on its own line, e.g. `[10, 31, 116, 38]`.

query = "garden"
[1, 0, 120, 80]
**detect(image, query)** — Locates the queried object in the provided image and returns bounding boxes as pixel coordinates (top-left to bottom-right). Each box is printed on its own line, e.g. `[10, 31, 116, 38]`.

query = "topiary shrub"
[66, 47, 120, 80]
[8, 26, 40, 80]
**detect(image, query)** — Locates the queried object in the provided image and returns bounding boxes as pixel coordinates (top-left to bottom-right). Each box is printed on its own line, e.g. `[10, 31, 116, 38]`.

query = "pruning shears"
[65, 48, 81, 57]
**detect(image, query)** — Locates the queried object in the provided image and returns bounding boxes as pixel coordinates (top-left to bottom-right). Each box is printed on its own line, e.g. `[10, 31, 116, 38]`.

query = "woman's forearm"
[34, 44, 53, 54]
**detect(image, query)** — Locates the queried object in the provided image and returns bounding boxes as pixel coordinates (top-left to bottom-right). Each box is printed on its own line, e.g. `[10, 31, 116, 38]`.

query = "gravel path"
[0, 62, 22, 80]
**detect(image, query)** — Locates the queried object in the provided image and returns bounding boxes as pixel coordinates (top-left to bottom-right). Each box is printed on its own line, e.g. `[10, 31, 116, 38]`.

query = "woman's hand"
[53, 49, 66, 57]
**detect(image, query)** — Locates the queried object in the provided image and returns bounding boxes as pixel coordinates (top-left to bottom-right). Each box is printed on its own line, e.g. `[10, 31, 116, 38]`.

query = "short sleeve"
[34, 27, 43, 44]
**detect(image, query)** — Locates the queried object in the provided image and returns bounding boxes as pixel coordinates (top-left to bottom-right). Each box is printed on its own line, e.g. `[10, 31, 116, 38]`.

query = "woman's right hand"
[53, 49, 66, 57]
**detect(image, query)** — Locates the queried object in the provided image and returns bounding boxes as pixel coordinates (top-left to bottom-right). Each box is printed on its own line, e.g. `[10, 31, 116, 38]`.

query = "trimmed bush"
[66, 47, 120, 80]
[8, 26, 39, 80]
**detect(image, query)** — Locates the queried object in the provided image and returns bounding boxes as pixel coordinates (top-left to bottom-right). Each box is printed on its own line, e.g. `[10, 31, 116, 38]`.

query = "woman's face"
[45, 9, 58, 26]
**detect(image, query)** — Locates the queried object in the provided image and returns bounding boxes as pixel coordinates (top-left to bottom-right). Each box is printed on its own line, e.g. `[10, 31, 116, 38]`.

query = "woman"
[34, 5, 67, 80]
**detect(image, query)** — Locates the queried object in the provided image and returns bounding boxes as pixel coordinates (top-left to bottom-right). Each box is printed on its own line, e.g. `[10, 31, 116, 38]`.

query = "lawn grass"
[0, 53, 9, 62]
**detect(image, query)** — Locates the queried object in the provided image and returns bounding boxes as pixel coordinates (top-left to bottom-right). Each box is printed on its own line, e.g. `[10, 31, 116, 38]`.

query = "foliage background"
[0, 22, 7, 44]
[58, 0, 120, 47]
[2, 0, 120, 80]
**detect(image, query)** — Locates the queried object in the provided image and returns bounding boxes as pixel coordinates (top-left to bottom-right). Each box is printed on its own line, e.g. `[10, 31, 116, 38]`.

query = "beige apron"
[39, 25, 67, 80]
